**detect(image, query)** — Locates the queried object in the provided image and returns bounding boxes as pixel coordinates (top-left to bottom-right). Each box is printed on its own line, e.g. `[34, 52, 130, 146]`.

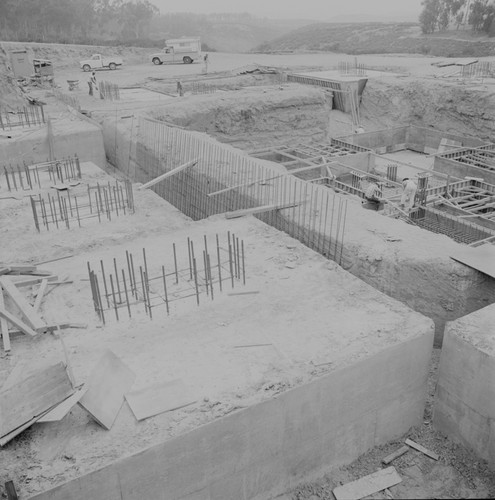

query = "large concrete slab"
[433, 303, 495, 468]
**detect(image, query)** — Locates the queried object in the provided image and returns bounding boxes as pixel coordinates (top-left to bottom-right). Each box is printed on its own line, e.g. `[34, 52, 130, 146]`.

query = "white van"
[150, 37, 202, 65]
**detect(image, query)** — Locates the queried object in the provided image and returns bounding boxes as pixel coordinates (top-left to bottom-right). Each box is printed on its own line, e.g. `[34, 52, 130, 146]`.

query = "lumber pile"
[0, 263, 70, 353]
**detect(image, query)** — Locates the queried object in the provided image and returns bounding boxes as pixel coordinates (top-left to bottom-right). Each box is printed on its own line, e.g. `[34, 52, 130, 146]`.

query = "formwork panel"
[433, 304, 495, 468]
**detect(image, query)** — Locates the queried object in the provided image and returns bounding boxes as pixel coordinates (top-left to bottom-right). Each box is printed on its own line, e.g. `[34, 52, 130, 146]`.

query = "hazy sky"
[152, 0, 423, 21]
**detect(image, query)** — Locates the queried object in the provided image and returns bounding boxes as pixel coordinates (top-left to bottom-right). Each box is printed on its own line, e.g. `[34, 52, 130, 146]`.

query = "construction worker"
[176, 80, 183, 96]
[362, 179, 383, 211]
[400, 178, 418, 212]
[88, 71, 98, 96]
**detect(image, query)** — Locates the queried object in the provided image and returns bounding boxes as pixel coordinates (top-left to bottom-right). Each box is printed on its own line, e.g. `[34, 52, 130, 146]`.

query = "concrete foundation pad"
[1, 202, 434, 498]
[433, 304, 495, 468]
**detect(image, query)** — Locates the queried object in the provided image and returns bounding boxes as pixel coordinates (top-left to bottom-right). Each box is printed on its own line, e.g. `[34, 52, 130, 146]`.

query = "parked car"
[80, 54, 123, 72]
[150, 37, 201, 65]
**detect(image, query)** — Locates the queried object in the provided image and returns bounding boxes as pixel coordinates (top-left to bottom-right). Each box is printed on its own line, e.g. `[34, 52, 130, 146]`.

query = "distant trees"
[419, 0, 495, 34]
[0, 0, 159, 44]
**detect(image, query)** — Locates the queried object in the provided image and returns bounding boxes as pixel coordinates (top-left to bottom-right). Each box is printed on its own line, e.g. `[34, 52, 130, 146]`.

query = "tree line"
[419, 0, 495, 34]
[0, 0, 159, 44]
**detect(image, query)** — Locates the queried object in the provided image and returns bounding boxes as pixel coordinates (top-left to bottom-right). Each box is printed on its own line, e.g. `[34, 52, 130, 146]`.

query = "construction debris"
[333, 466, 402, 500]
[405, 438, 439, 461]
[382, 445, 409, 465]
[0, 362, 74, 446]
[78, 350, 135, 430]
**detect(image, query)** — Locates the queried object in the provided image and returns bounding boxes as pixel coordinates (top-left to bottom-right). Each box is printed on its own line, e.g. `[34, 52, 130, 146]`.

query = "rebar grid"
[87, 232, 246, 323]
[52, 88, 81, 111]
[99, 81, 120, 101]
[0, 105, 45, 130]
[2, 156, 81, 192]
[134, 118, 348, 266]
[29, 179, 134, 231]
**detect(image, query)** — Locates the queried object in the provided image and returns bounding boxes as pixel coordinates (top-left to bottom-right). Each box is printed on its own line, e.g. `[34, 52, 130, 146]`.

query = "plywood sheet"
[333, 466, 402, 500]
[79, 350, 135, 430]
[125, 379, 195, 421]
[0, 362, 73, 441]
[37, 387, 86, 423]
[450, 244, 495, 279]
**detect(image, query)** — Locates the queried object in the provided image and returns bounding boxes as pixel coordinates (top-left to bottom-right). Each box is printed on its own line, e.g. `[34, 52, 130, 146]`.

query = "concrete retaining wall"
[0, 117, 106, 167]
[434, 156, 495, 185]
[31, 330, 434, 500]
[339, 125, 485, 155]
[433, 304, 495, 468]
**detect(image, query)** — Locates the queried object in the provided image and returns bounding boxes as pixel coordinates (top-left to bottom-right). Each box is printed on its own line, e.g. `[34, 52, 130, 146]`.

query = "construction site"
[1, 43, 495, 500]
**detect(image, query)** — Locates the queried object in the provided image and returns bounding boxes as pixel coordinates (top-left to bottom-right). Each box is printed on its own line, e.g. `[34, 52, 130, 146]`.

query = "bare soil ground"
[1, 43, 495, 499]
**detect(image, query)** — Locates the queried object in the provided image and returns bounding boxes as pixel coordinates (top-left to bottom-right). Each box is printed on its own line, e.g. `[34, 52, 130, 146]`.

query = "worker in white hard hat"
[400, 178, 418, 212]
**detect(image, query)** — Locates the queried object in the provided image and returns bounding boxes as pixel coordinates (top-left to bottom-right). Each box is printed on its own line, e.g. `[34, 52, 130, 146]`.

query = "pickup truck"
[80, 54, 123, 72]
[150, 37, 201, 65]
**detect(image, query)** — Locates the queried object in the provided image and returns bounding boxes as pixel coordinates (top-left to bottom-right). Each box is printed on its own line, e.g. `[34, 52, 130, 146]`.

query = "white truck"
[80, 54, 123, 72]
[150, 37, 201, 65]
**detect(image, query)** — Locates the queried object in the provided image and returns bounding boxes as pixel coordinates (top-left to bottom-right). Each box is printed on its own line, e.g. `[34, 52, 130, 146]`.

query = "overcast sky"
[152, 0, 423, 21]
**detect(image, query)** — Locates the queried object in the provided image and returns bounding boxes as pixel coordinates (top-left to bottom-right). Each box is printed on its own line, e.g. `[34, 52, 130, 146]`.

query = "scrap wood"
[10, 275, 58, 287]
[0, 267, 11, 275]
[33, 279, 48, 312]
[225, 201, 304, 219]
[8, 322, 87, 336]
[138, 158, 199, 190]
[333, 466, 402, 500]
[35, 254, 74, 266]
[5, 480, 18, 500]
[382, 445, 409, 465]
[227, 291, 260, 296]
[0, 362, 74, 446]
[0, 291, 10, 352]
[125, 379, 195, 421]
[79, 350, 135, 430]
[405, 438, 439, 460]
[0, 306, 38, 337]
[0, 277, 47, 332]
[37, 386, 86, 423]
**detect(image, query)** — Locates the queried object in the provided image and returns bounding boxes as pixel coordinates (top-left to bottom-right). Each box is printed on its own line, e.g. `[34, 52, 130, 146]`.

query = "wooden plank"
[125, 379, 195, 421]
[0, 267, 11, 275]
[0, 277, 47, 332]
[79, 350, 135, 430]
[405, 438, 439, 460]
[37, 387, 86, 423]
[0, 362, 73, 442]
[0, 290, 10, 352]
[33, 279, 48, 312]
[0, 306, 38, 337]
[225, 201, 303, 219]
[9, 275, 58, 287]
[333, 467, 402, 500]
[138, 158, 199, 190]
[5, 480, 18, 500]
[382, 445, 409, 465]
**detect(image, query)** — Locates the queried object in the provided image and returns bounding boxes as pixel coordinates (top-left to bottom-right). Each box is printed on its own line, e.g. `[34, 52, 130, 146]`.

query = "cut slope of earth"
[253, 22, 495, 57]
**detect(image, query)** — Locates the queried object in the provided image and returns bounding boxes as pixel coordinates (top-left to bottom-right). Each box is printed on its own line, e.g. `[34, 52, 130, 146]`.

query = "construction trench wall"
[0, 117, 106, 167]
[101, 117, 495, 346]
[339, 125, 486, 154]
[31, 330, 434, 500]
[433, 303, 495, 469]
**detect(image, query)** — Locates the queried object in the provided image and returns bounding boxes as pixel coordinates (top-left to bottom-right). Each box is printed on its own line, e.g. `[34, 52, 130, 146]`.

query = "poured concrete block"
[433, 304, 495, 468]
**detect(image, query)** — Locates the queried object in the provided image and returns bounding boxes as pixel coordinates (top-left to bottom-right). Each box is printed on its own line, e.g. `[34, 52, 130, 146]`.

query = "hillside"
[253, 22, 495, 57]
[149, 16, 314, 53]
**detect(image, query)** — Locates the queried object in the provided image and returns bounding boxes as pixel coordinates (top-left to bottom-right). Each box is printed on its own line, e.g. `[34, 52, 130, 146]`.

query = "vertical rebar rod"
[113, 258, 122, 304]
[187, 237, 193, 279]
[144, 271, 152, 319]
[130, 253, 137, 297]
[172, 243, 179, 284]
[109, 274, 119, 321]
[241, 240, 246, 285]
[100, 260, 110, 307]
[126, 251, 134, 297]
[140, 266, 147, 313]
[216, 234, 222, 291]
[192, 257, 200, 306]
[161, 265, 169, 314]
[122, 268, 131, 318]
